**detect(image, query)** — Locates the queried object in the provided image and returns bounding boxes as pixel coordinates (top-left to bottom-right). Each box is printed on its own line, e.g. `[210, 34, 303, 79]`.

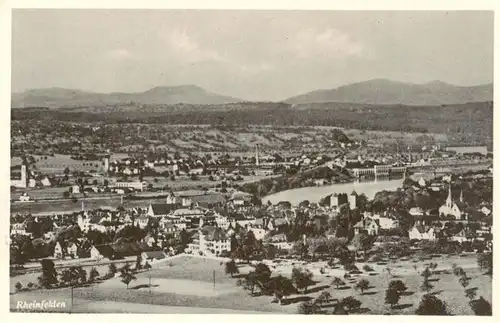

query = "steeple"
[460, 189, 464, 204]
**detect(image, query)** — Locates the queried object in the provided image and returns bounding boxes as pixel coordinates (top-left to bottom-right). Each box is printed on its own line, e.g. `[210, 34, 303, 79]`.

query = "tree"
[332, 277, 345, 289]
[120, 263, 131, 273]
[60, 266, 87, 287]
[265, 275, 295, 305]
[292, 267, 314, 294]
[459, 275, 469, 289]
[340, 296, 362, 313]
[298, 200, 310, 208]
[254, 263, 272, 287]
[453, 266, 465, 277]
[315, 291, 332, 306]
[332, 303, 348, 315]
[225, 259, 239, 278]
[351, 233, 373, 256]
[297, 300, 319, 314]
[470, 296, 492, 316]
[108, 263, 117, 276]
[385, 287, 401, 309]
[89, 267, 99, 282]
[143, 262, 151, 270]
[477, 252, 492, 275]
[237, 272, 258, 296]
[64, 167, 70, 175]
[363, 264, 374, 272]
[421, 267, 432, 280]
[15, 282, 22, 291]
[415, 294, 448, 315]
[420, 278, 434, 294]
[264, 244, 277, 260]
[135, 255, 142, 271]
[292, 241, 308, 259]
[465, 288, 477, 301]
[388, 280, 408, 294]
[120, 271, 136, 289]
[354, 279, 370, 295]
[38, 259, 58, 288]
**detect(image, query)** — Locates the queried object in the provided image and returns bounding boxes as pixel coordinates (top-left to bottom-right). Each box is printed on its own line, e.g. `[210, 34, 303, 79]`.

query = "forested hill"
[285, 79, 493, 105]
[11, 85, 242, 108]
[12, 101, 492, 140]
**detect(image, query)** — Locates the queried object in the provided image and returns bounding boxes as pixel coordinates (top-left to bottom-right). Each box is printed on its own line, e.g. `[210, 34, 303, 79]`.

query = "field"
[262, 254, 491, 315]
[10, 253, 491, 314]
[10, 256, 288, 313]
[344, 129, 448, 148]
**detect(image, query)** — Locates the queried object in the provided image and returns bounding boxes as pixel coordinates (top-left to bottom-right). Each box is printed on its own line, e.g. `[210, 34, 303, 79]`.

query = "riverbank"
[262, 178, 404, 205]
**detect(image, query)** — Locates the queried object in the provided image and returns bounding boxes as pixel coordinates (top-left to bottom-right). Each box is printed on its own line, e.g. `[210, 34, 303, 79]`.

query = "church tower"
[446, 184, 453, 207]
[255, 145, 260, 166]
[349, 191, 358, 210]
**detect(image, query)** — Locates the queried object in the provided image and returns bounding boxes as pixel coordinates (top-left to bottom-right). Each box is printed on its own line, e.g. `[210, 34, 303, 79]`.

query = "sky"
[11, 10, 493, 101]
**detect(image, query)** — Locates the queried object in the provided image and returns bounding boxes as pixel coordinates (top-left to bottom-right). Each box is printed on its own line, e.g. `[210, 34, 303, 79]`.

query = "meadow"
[10, 253, 490, 314]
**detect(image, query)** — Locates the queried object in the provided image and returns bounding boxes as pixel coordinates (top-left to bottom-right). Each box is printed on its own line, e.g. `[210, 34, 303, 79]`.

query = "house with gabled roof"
[90, 241, 151, 260]
[147, 203, 176, 217]
[353, 217, 380, 236]
[409, 224, 437, 241]
[230, 191, 253, 206]
[141, 250, 167, 265]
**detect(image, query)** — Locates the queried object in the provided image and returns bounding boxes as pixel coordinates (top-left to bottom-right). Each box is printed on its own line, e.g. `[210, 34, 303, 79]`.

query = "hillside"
[285, 79, 493, 105]
[11, 101, 493, 148]
[11, 85, 242, 108]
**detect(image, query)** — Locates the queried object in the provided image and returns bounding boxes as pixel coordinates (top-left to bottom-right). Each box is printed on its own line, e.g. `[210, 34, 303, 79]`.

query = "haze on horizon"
[12, 10, 493, 101]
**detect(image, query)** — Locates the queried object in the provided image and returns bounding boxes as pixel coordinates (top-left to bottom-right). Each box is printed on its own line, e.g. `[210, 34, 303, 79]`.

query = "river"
[262, 178, 404, 205]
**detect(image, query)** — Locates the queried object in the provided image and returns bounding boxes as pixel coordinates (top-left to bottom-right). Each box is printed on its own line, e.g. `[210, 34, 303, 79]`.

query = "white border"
[0, 1, 498, 323]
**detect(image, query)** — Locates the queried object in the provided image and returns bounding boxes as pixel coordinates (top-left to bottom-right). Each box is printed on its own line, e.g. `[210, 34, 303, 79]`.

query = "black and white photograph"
[5, 4, 495, 316]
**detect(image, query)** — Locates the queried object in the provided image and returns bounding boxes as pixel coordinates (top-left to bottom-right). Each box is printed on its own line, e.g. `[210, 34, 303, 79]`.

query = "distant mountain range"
[284, 79, 493, 106]
[12, 79, 493, 108]
[11, 85, 242, 108]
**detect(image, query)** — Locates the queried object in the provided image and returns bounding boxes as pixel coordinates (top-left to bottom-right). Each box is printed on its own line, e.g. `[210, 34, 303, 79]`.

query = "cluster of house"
[332, 183, 491, 243]
[106, 156, 207, 177]
[10, 168, 493, 263]
[333, 144, 490, 170]
[52, 238, 169, 266]
[10, 162, 52, 189]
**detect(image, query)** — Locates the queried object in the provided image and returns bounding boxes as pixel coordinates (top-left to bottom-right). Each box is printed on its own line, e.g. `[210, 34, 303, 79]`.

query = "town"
[10, 136, 493, 314]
